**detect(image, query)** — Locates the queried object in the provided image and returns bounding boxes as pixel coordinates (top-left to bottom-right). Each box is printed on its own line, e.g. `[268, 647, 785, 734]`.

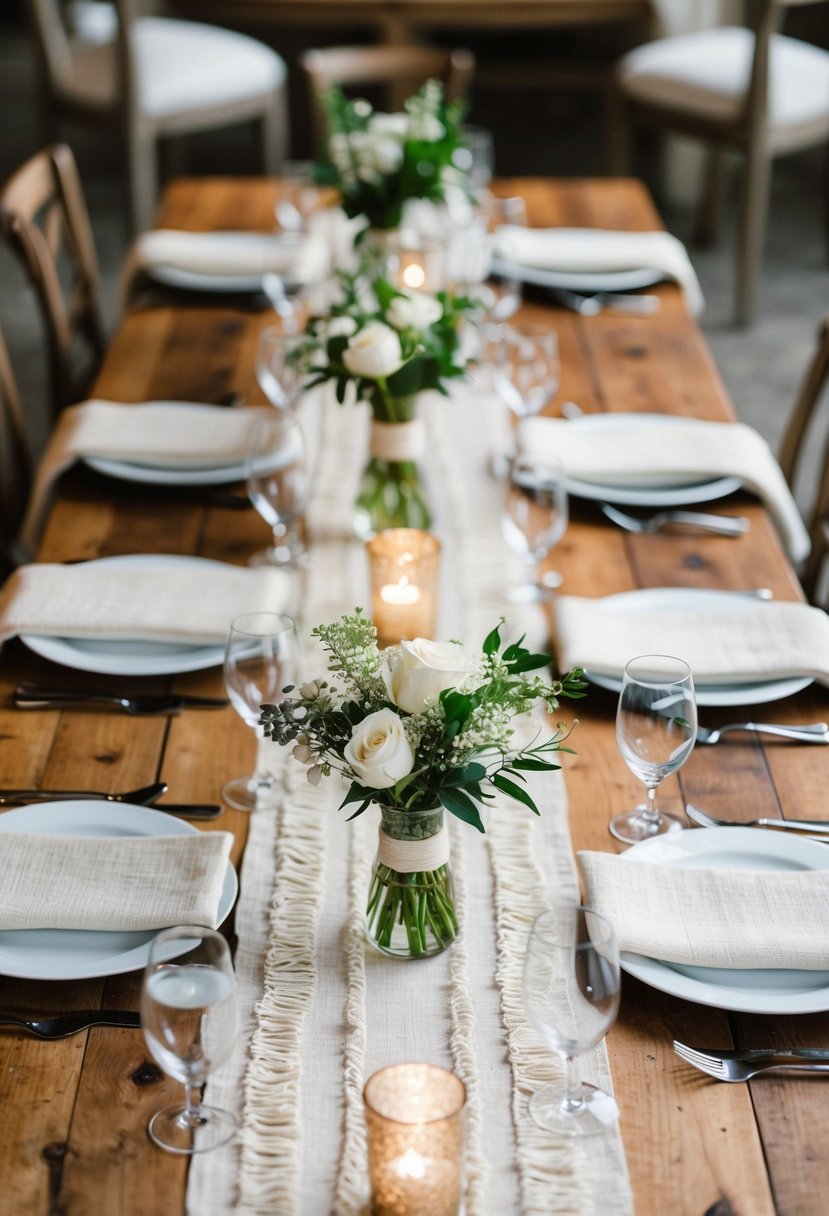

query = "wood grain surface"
[0, 177, 826, 1215]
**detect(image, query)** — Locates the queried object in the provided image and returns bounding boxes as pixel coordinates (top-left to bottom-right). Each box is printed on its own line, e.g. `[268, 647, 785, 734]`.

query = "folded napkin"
[578, 849, 829, 969]
[492, 225, 704, 314]
[0, 560, 288, 647]
[0, 831, 233, 931]
[131, 228, 329, 284]
[554, 596, 829, 687]
[19, 401, 276, 554]
[519, 414, 810, 562]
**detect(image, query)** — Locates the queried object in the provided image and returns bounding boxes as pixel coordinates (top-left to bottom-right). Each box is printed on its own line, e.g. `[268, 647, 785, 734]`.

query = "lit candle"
[389, 234, 447, 294]
[367, 530, 440, 648]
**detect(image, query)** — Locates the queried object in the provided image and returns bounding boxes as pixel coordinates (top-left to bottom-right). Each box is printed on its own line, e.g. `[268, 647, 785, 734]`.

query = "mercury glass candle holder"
[364, 1063, 466, 1216]
[387, 232, 448, 294]
[366, 528, 441, 648]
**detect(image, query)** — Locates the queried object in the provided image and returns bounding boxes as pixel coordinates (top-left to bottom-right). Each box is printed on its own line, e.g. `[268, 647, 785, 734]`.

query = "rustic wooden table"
[0, 177, 827, 1214]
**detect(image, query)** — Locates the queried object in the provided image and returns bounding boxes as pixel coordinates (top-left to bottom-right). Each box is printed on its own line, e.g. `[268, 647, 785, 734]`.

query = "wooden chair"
[0, 323, 33, 575]
[0, 143, 106, 417]
[609, 0, 829, 325]
[23, 0, 289, 233]
[300, 45, 475, 154]
[778, 315, 829, 601]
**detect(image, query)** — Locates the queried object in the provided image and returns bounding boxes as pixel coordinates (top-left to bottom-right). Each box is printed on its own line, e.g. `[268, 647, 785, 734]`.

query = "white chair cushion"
[61, 17, 286, 117]
[619, 27, 829, 132]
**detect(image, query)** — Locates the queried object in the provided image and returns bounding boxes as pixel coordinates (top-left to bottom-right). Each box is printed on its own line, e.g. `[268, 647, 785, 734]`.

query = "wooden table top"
[1, 176, 827, 1215]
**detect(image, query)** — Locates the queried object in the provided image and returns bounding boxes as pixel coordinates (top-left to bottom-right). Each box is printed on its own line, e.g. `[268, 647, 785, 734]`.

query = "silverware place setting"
[550, 288, 661, 317]
[673, 1040, 829, 1082]
[601, 502, 750, 538]
[13, 683, 229, 716]
[686, 804, 829, 838]
[696, 721, 829, 745]
[0, 1011, 141, 1039]
[0, 780, 222, 818]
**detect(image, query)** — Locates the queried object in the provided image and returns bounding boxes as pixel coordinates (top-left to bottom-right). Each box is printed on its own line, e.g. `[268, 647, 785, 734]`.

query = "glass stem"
[271, 521, 287, 544]
[641, 784, 660, 824]
[562, 1055, 584, 1114]
[185, 1083, 204, 1124]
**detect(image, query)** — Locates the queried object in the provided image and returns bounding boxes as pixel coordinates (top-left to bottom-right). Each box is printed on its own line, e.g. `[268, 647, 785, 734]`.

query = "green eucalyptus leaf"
[492, 773, 541, 815]
[439, 787, 485, 833]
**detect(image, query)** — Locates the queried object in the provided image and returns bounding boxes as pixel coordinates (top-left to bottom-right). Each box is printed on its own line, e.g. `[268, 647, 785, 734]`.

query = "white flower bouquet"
[315, 80, 466, 232]
[260, 611, 585, 957]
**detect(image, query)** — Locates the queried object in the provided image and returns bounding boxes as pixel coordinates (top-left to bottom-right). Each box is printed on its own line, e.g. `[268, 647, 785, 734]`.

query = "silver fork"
[601, 502, 750, 537]
[673, 1039, 829, 1081]
[697, 721, 829, 745]
[685, 803, 829, 837]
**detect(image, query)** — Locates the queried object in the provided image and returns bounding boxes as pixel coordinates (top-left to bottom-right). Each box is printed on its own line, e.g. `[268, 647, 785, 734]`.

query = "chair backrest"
[778, 314, 829, 600]
[740, 0, 829, 138]
[301, 45, 475, 153]
[0, 143, 106, 416]
[0, 324, 33, 574]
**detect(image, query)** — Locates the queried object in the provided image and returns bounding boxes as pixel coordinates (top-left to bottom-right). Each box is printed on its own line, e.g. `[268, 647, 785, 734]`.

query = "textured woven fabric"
[521, 413, 809, 561]
[0, 560, 289, 646]
[554, 596, 829, 686]
[579, 849, 829, 969]
[0, 831, 232, 931]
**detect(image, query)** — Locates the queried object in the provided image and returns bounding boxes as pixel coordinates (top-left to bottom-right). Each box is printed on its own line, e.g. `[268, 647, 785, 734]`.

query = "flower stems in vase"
[366, 861, 457, 958]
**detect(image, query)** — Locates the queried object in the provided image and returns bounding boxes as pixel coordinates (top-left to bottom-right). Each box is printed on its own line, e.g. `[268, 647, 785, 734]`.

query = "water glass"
[274, 160, 320, 233]
[493, 321, 559, 418]
[246, 413, 309, 566]
[523, 906, 620, 1137]
[222, 611, 296, 811]
[141, 926, 239, 1154]
[502, 454, 568, 600]
[612, 654, 697, 843]
[256, 325, 308, 411]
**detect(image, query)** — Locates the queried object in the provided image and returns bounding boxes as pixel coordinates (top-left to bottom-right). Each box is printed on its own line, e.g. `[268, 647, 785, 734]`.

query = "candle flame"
[402, 264, 426, 290]
[395, 1148, 426, 1180]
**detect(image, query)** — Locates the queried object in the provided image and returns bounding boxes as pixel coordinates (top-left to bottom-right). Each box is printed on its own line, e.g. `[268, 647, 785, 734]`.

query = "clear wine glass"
[256, 325, 307, 411]
[523, 905, 621, 1137]
[611, 654, 697, 844]
[274, 160, 320, 234]
[479, 194, 527, 328]
[502, 454, 568, 601]
[141, 925, 239, 1155]
[246, 413, 309, 567]
[222, 611, 296, 812]
[493, 320, 560, 419]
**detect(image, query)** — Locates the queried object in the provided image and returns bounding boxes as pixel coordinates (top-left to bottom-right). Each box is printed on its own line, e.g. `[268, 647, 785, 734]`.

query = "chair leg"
[735, 143, 771, 327]
[127, 128, 159, 235]
[260, 87, 288, 175]
[693, 146, 726, 247]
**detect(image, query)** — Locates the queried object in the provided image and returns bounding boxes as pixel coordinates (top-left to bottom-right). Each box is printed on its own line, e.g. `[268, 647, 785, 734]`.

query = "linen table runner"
[187, 386, 632, 1215]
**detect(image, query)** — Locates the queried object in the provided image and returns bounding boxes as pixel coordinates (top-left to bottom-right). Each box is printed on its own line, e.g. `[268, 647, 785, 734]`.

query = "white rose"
[323, 315, 358, 339]
[371, 136, 404, 176]
[386, 290, 443, 332]
[344, 708, 415, 789]
[368, 112, 409, 139]
[384, 639, 479, 715]
[343, 322, 404, 379]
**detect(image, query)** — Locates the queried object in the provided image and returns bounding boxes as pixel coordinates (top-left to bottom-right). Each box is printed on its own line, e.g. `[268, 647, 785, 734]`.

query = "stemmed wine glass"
[523, 906, 621, 1137]
[256, 325, 307, 411]
[141, 926, 239, 1155]
[611, 654, 697, 844]
[222, 611, 296, 812]
[246, 413, 309, 567]
[493, 321, 560, 420]
[502, 454, 568, 601]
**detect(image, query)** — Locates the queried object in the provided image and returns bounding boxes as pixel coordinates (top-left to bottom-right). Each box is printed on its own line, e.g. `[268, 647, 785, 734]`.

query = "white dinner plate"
[20, 554, 227, 677]
[490, 257, 666, 294]
[0, 801, 237, 981]
[583, 587, 813, 706]
[560, 412, 742, 507]
[145, 233, 307, 294]
[85, 455, 247, 487]
[619, 827, 829, 1014]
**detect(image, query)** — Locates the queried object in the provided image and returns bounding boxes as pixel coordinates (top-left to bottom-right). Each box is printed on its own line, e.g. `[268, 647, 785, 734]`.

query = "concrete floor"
[1, 12, 827, 516]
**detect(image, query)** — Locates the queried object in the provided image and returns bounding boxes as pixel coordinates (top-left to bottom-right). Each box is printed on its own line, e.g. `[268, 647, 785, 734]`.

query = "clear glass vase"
[365, 806, 457, 960]
[353, 403, 433, 539]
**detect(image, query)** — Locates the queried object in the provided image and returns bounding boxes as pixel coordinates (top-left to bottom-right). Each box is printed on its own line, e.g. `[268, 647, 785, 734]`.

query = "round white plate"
[0, 801, 237, 981]
[490, 257, 665, 294]
[619, 827, 829, 1014]
[583, 587, 812, 706]
[85, 455, 247, 487]
[562, 412, 742, 507]
[20, 554, 226, 677]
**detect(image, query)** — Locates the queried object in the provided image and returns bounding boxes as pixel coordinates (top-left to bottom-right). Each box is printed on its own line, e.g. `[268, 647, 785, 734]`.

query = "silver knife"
[0, 1010, 141, 1038]
[14, 684, 227, 714]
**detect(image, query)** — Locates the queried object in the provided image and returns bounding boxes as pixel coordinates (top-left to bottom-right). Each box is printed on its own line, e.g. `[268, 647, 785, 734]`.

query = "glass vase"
[365, 805, 457, 960]
[353, 405, 433, 539]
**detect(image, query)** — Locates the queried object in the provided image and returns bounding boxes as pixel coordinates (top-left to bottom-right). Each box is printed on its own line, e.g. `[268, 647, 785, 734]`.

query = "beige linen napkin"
[578, 849, 829, 969]
[554, 596, 829, 686]
[132, 228, 329, 283]
[0, 560, 289, 647]
[492, 225, 705, 314]
[0, 831, 233, 931]
[519, 414, 810, 562]
[19, 401, 275, 554]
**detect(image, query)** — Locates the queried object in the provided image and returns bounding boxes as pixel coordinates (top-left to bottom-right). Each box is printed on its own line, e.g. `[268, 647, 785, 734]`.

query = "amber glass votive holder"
[366, 529, 441, 648]
[364, 1063, 467, 1216]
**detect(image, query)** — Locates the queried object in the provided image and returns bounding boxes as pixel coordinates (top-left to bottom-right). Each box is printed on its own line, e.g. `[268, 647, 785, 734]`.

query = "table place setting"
[518, 412, 810, 560]
[490, 224, 705, 314]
